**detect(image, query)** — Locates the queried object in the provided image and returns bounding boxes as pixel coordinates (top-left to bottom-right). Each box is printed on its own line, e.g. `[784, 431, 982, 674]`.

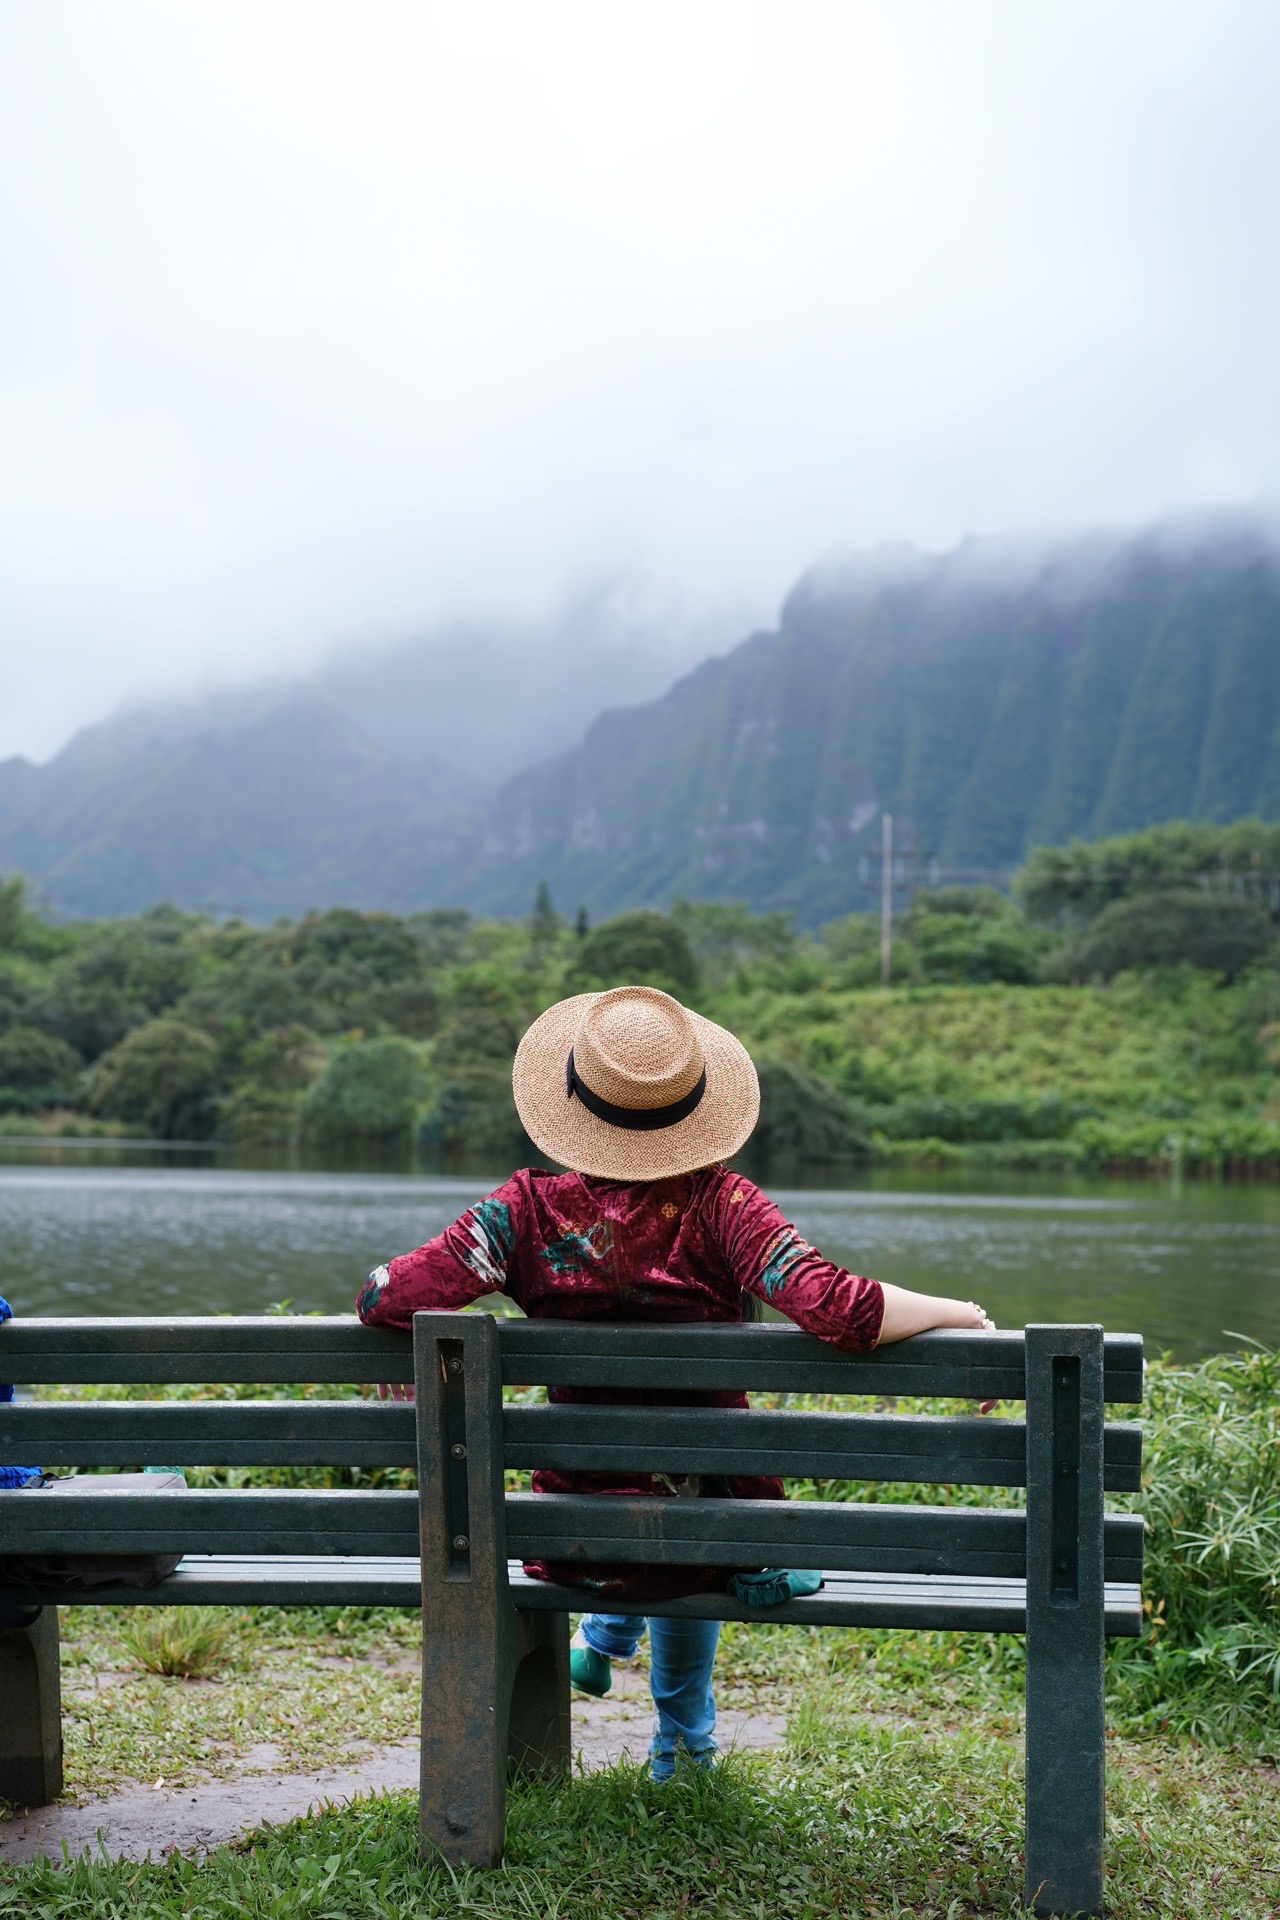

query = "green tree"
[1017, 820, 1280, 928]
[0, 1026, 84, 1109]
[221, 1024, 326, 1144]
[748, 1058, 870, 1162]
[670, 899, 795, 991]
[905, 887, 1049, 986]
[90, 1018, 222, 1138]
[570, 910, 699, 997]
[1044, 889, 1273, 984]
[302, 1037, 424, 1142]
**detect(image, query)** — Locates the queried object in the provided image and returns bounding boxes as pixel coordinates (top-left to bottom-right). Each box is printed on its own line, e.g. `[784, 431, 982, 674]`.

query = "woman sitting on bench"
[358, 985, 993, 1782]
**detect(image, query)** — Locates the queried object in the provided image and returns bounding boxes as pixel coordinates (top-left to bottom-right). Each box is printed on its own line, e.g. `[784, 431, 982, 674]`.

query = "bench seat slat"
[10, 1553, 1142, 1636]
[0, 1401, 416, 1468]
[502, 1404, 1142, 1491]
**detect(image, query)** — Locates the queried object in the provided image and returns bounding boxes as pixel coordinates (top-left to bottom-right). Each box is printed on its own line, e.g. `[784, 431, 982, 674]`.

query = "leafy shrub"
[89, 1017, 222, 1138]
[118, 1605, 237, 1678]
[302, 1037, 424, 1142]
[820, 914, 911, 989]
[1044, 888, 1273, 983]
[1108, 1343, 1280, 1749]
[570, 910, 700, 997]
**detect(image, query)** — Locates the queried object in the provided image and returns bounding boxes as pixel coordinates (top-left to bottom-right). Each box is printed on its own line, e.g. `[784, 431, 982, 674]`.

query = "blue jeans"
[580, 1612, 720, 1779]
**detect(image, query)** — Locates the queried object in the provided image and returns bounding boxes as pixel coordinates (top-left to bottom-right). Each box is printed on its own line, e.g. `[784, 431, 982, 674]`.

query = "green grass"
[116, 1607, 237, 1679]
[2, 1689, 1276, 1918]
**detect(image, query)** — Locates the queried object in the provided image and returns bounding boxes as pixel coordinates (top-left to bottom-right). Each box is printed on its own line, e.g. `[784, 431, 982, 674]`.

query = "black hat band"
[566, 1049, 707, 1131]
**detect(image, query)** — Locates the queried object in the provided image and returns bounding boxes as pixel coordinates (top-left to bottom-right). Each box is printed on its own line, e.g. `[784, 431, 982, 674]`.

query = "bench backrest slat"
[497, 1321, 1145, 1403]
[0, 1317, 414, 1384]
[0, 1316, 1147, 1404]
[506, 1491, 1145, 1583]
[0, 1400, 415, 1468]
[502, 1403, 1142, 1492]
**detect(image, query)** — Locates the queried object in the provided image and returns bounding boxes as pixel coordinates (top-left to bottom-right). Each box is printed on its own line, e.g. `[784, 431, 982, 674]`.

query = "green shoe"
[569, 1645, 612, 1696]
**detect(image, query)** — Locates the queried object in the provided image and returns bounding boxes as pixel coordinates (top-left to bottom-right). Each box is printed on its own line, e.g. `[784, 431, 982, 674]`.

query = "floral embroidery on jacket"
[756, 1227, 813, 1301]
[463, 1198, 516, 1288]
[539, 1222, 610, 1277]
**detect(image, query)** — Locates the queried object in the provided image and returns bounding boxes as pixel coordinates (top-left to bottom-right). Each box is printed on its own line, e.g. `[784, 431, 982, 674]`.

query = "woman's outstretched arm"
[875, 1281, 994, 1345]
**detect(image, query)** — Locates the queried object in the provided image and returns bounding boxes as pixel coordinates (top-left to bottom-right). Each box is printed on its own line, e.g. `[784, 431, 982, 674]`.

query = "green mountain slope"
[3, 521, 1279, 922]
[460, 526, 1280, 921]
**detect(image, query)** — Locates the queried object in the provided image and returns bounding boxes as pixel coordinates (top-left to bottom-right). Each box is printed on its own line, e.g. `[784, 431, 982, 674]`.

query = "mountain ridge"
[4, 520, 1280, 923]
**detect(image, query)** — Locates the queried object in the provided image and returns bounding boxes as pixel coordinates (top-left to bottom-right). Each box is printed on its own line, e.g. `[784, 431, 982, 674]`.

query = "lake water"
[1, 1142, 1278, 1360]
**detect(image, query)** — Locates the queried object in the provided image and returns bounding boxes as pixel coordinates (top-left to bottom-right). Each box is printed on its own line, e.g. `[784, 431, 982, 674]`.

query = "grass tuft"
[117, 1606, 238, 1679]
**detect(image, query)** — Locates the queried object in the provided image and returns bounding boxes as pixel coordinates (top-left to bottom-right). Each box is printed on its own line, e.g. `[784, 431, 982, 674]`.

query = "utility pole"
[880, 810, 893, 988]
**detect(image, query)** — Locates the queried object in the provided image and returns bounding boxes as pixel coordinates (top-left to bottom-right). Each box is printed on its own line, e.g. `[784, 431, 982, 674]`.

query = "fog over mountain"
[5, 5, 1280, 768]
[4, 519, 1279, 926]
[0, 577, 734, 919]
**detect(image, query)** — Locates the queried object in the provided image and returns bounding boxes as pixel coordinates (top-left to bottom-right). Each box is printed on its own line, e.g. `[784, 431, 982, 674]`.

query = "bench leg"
[1025, 1619, 1105, 1916]
[1024, 1325, 1106, 1917]
[0, 1606, 63, 1806]
[420, 1604, 569, 1868]
[507, 1611, 570, 1783]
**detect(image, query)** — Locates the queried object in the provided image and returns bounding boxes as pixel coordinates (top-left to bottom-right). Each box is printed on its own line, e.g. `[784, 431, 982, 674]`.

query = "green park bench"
[0, 1313, 1144, 1918]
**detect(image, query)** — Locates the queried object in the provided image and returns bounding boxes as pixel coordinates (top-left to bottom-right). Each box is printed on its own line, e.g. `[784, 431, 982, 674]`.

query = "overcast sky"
[3, 1, 1279, 762]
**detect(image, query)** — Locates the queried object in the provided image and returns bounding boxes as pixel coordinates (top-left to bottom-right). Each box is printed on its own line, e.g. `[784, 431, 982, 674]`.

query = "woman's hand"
[377, 1381, 416, 1402]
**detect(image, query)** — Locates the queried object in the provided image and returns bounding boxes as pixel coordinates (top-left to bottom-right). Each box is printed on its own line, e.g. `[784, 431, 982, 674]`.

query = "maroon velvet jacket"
[357, 1165, 884, 1600]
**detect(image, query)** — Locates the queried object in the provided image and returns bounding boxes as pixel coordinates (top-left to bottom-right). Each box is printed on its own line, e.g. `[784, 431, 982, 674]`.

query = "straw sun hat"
[512, 985, 760, 1181]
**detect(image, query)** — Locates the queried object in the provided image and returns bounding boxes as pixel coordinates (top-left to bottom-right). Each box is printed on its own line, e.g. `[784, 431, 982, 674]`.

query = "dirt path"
[0, 1665, 785, 1866]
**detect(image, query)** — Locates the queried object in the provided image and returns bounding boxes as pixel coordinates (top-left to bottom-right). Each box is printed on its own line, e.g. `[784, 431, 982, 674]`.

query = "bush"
[905, 888, 1048, 986]
[748, 1058, 870, 1162]
[570, 911, 700, 997]
[1108, 1343, 1280, 1748]
[302, 1037, 424, 1142]
[89, 1017, 222, 1138]
[1045, 888, 1273, 983]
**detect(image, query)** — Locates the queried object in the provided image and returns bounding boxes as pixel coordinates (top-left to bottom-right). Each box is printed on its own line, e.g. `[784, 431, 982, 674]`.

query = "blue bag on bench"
[0, 1294, 43, 1490]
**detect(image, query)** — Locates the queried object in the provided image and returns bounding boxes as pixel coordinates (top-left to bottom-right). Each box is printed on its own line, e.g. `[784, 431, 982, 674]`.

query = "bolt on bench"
[0, 1313, 1143, 1919]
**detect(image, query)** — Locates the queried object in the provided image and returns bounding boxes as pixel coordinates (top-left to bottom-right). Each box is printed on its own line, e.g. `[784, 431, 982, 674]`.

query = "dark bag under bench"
[0, 1312, 1144, 1918]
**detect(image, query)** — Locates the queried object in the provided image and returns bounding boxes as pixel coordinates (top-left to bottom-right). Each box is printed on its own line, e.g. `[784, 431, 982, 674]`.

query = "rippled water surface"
[1, 1144, 1277, 1358]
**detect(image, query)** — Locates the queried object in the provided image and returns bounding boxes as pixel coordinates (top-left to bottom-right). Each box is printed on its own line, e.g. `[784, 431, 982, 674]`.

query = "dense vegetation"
[2, 821, 1280, 1170]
